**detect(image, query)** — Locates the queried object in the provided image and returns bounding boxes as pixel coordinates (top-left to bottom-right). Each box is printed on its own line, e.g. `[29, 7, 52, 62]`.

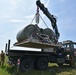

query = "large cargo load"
[17, 24, 40, 42]
[16, 24, 56, 43]
[14, 24, 60, 48]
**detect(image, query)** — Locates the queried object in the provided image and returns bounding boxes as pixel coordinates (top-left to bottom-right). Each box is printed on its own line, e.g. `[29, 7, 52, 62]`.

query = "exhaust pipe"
[5, 39, 11, 55]
[8, 39, 10, 52]
[5, 43, 7, 52]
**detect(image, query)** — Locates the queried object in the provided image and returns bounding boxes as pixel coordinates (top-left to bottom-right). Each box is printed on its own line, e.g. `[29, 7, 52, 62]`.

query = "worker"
[0, 50, 5, 66]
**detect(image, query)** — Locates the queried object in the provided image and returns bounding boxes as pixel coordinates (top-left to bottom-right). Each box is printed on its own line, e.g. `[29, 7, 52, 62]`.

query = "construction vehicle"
[5, 0, 76, 72]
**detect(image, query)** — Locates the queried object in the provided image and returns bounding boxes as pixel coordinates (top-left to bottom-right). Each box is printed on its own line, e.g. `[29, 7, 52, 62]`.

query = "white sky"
[0, 0, 76, 51]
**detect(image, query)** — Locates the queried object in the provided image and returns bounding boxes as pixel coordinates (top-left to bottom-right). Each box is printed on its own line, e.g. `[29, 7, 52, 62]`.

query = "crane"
[5, 1, 75, 72]
[36, 0, 60, 42]
[14, 0, 61, 49]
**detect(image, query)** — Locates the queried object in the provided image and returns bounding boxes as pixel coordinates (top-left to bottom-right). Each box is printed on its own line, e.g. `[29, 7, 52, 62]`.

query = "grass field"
[0, 57, 76, 75]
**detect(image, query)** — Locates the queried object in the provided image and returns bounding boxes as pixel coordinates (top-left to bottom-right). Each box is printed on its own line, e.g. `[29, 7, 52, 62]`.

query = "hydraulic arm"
[36, 0, 60, 41]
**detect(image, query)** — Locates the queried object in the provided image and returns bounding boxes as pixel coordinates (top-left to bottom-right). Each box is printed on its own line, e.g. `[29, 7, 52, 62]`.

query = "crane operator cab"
[62, 40, 76, 67]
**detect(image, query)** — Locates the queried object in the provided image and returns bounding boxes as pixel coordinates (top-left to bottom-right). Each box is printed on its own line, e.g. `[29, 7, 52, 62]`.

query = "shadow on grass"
[47, 65, 75, 75]
[0, 65, 7, 71]
[6, 66, 18, 75]
[0, 65, 75, 75]
[0, 65, 17, 75]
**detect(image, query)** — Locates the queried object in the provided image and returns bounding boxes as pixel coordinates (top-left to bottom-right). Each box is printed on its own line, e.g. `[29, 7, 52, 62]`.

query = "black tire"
[20, 58, 34, 72]
[34, 62, 37, 69]
[37, 57, 48, 70]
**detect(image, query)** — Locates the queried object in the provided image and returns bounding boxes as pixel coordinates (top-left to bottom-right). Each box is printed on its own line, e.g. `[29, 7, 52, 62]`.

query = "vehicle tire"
[20, 58, 34, 72]
[37, 57, 48, 70]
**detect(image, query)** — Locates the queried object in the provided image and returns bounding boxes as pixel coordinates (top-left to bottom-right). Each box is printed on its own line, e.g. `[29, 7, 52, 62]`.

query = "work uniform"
[0, 52, 5, 66]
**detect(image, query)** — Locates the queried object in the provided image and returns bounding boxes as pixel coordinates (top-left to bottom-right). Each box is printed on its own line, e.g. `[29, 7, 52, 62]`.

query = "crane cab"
[63, 40, 76, 51]
[62, 40, 76, 67]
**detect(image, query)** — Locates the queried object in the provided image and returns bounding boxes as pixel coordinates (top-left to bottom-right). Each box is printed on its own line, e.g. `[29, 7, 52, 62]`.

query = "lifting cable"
[30, 13, 49, 28]
[30, 15, 36, 24]
[30, 5, 49, 28]
[39, 14, 48, 28]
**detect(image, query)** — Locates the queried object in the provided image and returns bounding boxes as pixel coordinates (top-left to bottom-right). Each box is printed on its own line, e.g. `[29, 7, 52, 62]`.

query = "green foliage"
[0, 57, 76, 75]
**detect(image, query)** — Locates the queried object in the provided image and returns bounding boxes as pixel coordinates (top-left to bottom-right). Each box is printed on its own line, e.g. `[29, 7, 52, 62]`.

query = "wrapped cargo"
[17, 24, 40, 42]
[14, 24, 60, 48]
[16, 24, 56, 43]
[43, 28, 56, 42]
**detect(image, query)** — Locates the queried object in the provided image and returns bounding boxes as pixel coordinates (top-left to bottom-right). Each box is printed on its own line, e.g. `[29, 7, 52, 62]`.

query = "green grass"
[0, 56, 76, 75]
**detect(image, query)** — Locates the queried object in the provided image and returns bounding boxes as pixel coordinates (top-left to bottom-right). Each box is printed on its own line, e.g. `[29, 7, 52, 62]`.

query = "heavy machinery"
[5, 0, 76, 72]
[14, 0, 60, 49]
[62, 40, 76, 67]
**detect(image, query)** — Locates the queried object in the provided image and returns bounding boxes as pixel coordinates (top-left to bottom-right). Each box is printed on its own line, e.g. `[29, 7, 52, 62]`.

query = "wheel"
[37, 57, 48, 70]
[20, 58, 34, 72]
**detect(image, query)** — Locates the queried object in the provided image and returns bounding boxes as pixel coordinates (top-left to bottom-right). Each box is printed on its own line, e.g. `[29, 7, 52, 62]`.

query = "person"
[0, 50, 5, 66]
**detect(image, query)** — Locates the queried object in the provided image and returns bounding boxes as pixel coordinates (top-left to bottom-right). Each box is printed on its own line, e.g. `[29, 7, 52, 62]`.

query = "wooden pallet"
[14, 37, 61, 49]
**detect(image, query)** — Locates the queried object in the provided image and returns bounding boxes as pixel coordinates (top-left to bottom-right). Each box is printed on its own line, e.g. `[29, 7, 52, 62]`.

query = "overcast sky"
[0, 0, 76, 51]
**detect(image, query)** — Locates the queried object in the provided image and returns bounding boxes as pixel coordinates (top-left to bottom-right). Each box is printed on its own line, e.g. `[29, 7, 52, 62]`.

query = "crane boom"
[36, 0, 60, 41]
